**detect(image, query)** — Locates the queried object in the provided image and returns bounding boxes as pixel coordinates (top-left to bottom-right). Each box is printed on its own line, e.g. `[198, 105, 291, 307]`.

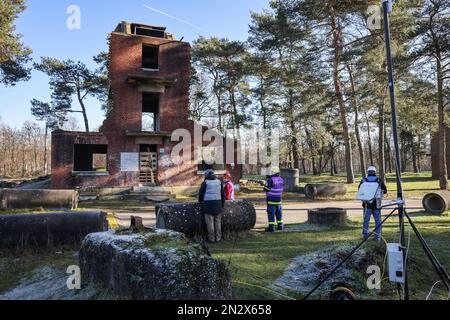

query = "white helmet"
[367, 166, 377, 174]
[271, 166, 280, 175]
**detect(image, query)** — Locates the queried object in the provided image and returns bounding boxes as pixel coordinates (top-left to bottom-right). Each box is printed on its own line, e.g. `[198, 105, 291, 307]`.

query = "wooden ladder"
[139, 152, 158, 185]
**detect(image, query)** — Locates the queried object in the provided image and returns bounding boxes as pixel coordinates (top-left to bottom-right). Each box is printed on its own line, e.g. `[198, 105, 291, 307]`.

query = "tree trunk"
[331, 14, 354, 183]
[21, 146, 26, 177]
[304, 122, 315, 174]
[385, 129, 393, 173]
[216, 92, 223, 132]
[318, 154, 323, 176]
[43, 125, 48, 176]
[329, 143, 337, 176]
[301, 158, 307, 174]
[378, 87, 388, 182]
[288, 90, 300, 169]
[409, 133, 418, 173]
[365, 112, 375, 166]
[229, 90, 241, 143]
[347, 64, 366, 178]
[437, 55, 448, 189]
[77, 89, 90, 132]
[33, 140, 38, 175]
[417, 136, 422, 172]
[212, 73, 223, 133]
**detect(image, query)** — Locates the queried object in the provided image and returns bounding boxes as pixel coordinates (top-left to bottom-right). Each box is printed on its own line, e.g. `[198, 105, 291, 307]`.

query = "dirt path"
[111, 198, 424, 229]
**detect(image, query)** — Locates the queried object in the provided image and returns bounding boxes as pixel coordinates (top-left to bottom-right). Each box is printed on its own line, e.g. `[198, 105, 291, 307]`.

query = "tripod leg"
[404, 212, 450, 292]
[303, 208, 398, 300]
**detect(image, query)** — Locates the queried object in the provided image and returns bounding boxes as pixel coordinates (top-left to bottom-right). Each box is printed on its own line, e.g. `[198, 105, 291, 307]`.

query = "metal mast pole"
[382, 0, 409, 300]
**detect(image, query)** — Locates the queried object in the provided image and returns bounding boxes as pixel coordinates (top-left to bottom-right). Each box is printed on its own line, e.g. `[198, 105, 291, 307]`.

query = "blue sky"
[0, 0, 270, 130]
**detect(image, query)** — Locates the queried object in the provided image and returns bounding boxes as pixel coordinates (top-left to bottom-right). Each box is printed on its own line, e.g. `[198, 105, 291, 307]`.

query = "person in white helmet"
[263, 167, 285, 232]
[358, 166, 387, 240]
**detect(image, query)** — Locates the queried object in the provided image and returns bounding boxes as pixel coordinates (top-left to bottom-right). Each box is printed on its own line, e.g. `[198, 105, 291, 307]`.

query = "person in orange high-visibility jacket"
[263, 167, 284, 232]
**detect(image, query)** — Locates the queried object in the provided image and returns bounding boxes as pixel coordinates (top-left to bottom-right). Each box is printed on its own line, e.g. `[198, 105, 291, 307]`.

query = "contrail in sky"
[143, 4, 205, 32]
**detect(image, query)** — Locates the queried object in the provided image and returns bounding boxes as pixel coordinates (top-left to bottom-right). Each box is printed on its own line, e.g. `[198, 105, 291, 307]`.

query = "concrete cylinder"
[304, 183, 347, 199]
[308, 208, 347, 225]
[0, 211, 108, 249]
[156, 200, 256, 236]
[0, 189, 79, 210]
[280, 169, 299, 192]
[422, 192, 450, 215]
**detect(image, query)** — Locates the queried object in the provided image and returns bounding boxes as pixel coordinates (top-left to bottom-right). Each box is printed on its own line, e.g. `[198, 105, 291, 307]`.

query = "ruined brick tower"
[51, 22, 241, 191]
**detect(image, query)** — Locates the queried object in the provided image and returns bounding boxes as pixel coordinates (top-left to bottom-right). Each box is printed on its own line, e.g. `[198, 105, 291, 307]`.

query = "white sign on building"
[120, 153, 139, 172]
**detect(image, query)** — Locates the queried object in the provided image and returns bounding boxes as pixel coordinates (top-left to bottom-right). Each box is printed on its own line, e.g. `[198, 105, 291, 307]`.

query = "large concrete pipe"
[304, 183, 347, 200]
[156, 200, 256, 236]
[0, 189, 79, 210]
[422, 192, 450, 215]
[0, 212, 108, 249]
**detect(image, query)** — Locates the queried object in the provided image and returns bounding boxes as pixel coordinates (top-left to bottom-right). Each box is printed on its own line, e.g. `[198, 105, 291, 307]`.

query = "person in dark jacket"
[199, 169, 225, 243]
[263, 167, 284, 232]
[358, 166, 388, 240]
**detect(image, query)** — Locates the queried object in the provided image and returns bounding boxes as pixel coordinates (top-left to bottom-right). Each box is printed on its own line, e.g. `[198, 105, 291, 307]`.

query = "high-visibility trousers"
[267, 204, 283, 231]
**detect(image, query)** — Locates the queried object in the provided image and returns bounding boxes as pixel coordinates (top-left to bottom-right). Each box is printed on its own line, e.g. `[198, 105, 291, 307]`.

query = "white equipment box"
[356, 182, 380, 202]
[387, 243, 405, 284]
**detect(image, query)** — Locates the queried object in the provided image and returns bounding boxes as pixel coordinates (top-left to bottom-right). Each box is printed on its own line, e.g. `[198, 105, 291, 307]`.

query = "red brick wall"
[51, 28, 242, 190]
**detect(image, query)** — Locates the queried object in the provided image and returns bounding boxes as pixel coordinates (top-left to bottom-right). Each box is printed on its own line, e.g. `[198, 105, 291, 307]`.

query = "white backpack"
[356, 178, 383, 205]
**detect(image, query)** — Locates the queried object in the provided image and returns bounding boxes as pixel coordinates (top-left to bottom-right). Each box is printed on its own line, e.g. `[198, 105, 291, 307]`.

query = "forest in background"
[0, 0, 448, 188]
[189, 0, 449, 186]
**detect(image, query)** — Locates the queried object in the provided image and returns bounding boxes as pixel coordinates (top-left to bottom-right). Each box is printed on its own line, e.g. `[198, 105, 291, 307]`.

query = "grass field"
[210, 212, 450, 300]
[0, 171, 448, 300]
[1, 212, 448, 300]
[301, 171, 441, 198]
[240, 171, 441, 202]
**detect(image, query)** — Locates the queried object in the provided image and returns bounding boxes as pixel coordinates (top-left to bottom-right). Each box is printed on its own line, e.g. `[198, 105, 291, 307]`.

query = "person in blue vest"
[359, 166, 387, 240]
[199, 169, 225, 243]
[263, 167, 285, 232]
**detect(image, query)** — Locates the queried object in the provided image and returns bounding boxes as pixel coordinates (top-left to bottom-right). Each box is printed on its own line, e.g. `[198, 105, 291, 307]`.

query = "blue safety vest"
[266, 175, 284, 205]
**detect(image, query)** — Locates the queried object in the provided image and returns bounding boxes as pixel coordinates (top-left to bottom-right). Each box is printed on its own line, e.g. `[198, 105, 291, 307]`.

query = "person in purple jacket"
[263, 167, 284, 232]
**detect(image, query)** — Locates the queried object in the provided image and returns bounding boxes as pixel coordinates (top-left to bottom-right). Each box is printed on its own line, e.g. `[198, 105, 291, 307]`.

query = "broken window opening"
[198, 162, 226, 173]
[92, 154, 108, 171]
[142, 45, 159, 70]
[140, 144, 158, 153]
[73, 144, 108, 172]
[142, 92, 160, 132]
[135, 27, 165, 38]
